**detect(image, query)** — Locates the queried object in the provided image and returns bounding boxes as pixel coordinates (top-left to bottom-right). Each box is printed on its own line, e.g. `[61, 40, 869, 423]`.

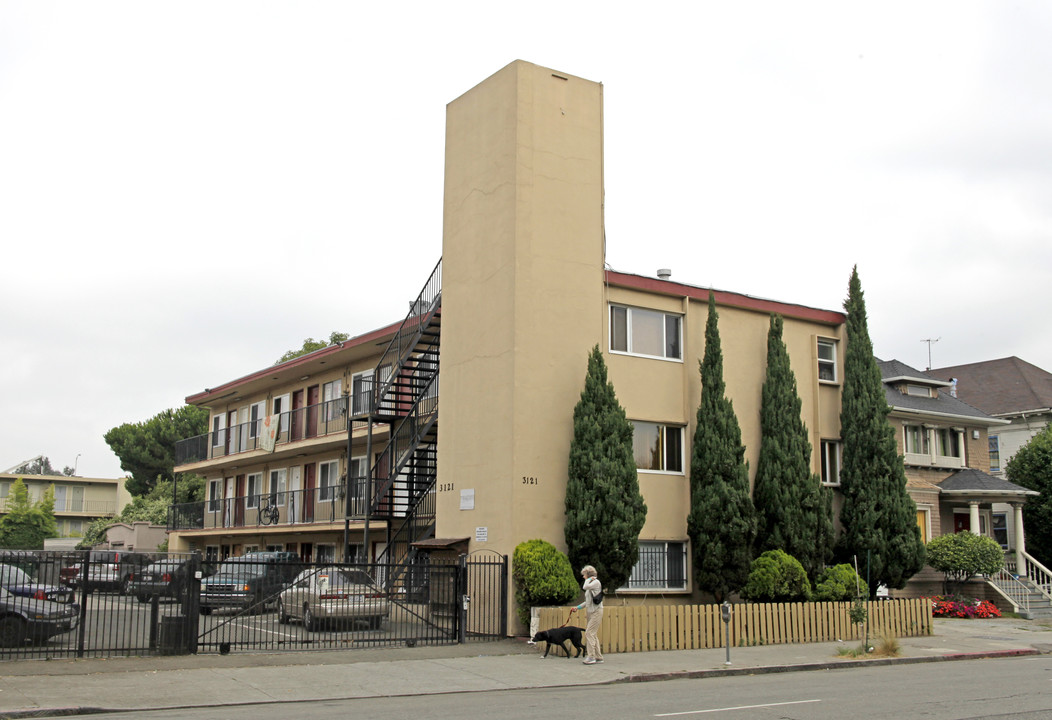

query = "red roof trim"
[605, 271, 845, 325]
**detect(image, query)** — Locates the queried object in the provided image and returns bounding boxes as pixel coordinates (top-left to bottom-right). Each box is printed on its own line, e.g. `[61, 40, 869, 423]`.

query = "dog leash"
[559, 608, 576, 628]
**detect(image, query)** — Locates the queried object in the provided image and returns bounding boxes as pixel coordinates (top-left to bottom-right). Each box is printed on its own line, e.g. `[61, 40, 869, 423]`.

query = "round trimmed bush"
[813, 564, 869, 601]
[512, 539, 580, 625]
[741, 549, 812, 602]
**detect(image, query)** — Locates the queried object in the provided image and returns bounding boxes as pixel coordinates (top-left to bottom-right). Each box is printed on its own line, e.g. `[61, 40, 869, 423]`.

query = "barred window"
[624, 541, 687, 590]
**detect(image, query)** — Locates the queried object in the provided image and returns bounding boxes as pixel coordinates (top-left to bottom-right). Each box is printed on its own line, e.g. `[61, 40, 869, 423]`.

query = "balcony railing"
[168, 480, 384, 531]
[175, 397, 368, 466]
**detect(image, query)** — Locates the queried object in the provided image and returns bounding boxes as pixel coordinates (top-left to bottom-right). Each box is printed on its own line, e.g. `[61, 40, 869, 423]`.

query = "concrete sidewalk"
[2, 618, 1051, 718]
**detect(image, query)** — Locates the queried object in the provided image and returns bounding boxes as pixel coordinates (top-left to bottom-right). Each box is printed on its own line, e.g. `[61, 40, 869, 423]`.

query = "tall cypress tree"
[837, 267, 926, 595]
[687, 293, 757, 602]
[565, 345, 647, 592]
[753, 314, 834, 578]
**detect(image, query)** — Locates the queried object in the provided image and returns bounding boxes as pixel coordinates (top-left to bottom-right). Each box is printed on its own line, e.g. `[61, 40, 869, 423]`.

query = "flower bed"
[929, 595, 1002, 618]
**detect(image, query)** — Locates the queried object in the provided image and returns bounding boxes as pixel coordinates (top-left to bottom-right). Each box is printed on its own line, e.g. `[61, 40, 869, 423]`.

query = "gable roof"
[877, 358, 1002, 424]
[928, 356, 1052, 417]
[938, 468, 1037, 497]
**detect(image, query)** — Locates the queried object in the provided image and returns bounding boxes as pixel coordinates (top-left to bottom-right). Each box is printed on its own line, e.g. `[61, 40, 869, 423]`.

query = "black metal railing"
[175, 398, 367, 465]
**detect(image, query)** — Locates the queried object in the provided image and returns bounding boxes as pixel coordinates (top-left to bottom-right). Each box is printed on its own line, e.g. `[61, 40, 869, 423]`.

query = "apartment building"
[0, 472, 131, 539]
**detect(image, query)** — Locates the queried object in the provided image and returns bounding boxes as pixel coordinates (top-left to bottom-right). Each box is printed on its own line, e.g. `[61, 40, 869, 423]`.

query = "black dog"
[532, 626, 585, 658]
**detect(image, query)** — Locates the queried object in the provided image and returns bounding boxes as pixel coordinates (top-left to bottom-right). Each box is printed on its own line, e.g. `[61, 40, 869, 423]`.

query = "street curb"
[612, 648, 1044, 684]
[0, 649, 1043, 720]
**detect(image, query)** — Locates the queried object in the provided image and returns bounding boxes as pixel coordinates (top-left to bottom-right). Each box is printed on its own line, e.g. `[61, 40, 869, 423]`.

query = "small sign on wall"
[476, 526, 488, 542]
[460, 489, 475, 510]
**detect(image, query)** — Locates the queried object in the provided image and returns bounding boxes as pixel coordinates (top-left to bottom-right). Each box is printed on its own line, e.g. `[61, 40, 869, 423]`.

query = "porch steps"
[988, 573, 1052, 619]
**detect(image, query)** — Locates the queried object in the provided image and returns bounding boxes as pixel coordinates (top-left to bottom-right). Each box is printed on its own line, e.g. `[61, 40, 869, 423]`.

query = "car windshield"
[0, 564, 33, 586]
[215, 562, 267, 576]
[145, 562, 182, 573]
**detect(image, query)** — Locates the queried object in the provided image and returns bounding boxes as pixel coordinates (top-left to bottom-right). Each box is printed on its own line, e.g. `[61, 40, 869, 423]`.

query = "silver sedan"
[277, 566, 389, 631]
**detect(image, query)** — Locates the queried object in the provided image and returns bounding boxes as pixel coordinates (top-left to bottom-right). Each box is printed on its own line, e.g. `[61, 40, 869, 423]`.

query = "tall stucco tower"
[435, 61, 606, 615]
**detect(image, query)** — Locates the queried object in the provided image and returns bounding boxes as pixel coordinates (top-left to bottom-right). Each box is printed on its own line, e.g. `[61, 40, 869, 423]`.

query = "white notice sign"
[476, 526, 488, 542]
[460, 489, 475, 510]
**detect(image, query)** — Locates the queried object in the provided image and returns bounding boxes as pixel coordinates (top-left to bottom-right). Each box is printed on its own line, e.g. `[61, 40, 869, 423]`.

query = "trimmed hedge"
[512, 539, 579, 625]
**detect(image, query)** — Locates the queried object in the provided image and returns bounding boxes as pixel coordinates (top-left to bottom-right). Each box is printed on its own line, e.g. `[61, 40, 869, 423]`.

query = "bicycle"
[258, 496, 280, 526]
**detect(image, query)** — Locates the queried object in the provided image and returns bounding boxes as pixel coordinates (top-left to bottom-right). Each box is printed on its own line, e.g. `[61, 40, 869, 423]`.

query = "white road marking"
[655, 699, 822, 716]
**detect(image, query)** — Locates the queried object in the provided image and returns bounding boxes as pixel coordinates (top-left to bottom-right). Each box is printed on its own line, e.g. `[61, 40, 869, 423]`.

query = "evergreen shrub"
[741, 549, 812, 602]
[512, 539, 579, 625]
[813, 563, 869, 601]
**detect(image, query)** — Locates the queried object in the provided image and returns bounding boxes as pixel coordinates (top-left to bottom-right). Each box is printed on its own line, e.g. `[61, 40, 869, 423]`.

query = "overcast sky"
[2, 2, 1050, 480]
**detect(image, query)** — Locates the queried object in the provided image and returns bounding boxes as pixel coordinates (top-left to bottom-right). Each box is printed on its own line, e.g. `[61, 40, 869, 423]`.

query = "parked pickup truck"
[199, 552, 301, 614]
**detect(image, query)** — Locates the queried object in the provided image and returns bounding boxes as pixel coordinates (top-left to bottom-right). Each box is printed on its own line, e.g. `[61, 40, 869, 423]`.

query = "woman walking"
[573, 565, 604, 664]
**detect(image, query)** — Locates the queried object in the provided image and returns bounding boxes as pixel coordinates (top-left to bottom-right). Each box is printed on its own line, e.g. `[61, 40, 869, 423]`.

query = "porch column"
[969, 501, 981, 534]
[1014, 502, 1027, 577]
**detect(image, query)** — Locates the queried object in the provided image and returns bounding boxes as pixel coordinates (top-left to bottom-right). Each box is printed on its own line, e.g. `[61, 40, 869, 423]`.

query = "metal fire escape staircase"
[356, 258, 441, 576]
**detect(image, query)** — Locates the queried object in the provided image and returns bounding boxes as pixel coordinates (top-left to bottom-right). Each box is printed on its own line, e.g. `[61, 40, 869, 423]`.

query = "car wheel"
[200, 606, 213, 615]
[137, 594, 150, 604]
[369, 616, 383, 630]
[0, 616, 27, 648]
[120, 578, 131, 595]
[277, 600, 290, 624]
[303, 606, 316, 632]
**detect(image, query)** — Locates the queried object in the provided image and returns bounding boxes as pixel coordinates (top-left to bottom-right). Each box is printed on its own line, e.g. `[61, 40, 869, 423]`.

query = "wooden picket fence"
[536, 598, 932, 654]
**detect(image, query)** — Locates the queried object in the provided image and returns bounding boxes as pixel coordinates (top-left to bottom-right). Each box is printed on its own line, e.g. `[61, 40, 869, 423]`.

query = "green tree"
[813, 563, 869, 601]
[565, 345, 647, 593]
[275, 331, 350, 365]
[8, 456, 72, 476]
[687, 293, 757, 602]
[741, 549, 812, 602]
[104, 405, 209, 497]
[76, 476, 201, 550]
[1006, 425, 1052, 568]
[925, 532, 1004, 594]
[0, 478, 59, 549]
[753, 314, 834, 578]
[512, 539, 580, 625]
[837, 267, 926, 595]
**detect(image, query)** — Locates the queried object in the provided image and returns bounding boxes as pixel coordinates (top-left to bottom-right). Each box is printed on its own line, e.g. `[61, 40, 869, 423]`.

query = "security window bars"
[624, 541, 687, 590]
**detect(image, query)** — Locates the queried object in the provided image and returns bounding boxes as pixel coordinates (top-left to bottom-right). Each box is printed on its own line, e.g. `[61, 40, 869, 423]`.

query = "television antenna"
[920, 337, 940, 371]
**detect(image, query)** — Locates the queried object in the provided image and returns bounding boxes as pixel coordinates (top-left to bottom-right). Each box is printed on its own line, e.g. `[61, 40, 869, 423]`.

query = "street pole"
[721, 601, 732, 665]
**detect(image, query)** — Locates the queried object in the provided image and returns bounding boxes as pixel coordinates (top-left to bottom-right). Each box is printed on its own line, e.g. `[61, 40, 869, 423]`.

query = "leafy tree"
[76, 477, 201, 550]
[813, 563, 869, 601]
[1006, 425, 1052, 568]
[0, 478, 59, 549]
[741, 549, 812, 602]
[753, 314, 834, 578]
[104, 405, 209, 497]
[836, 267, 926, 595]
[512, 539, 580, 625]
[565, 345, 647, 593]
[275, 331, 350, 365]
[925, 532, 1004, 594]
[7, 456, 74, 476]
[687, 293, 757, 602]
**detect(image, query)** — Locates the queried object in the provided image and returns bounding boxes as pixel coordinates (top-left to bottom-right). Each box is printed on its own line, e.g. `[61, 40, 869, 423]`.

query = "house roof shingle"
[928, 356, 1052, 417]
[938, 468, 1037, 496]
[877, 359, 999, 423]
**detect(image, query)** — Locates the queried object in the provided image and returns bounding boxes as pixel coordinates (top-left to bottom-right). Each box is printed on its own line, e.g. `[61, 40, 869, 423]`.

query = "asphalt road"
[32, 655, 1052, 720]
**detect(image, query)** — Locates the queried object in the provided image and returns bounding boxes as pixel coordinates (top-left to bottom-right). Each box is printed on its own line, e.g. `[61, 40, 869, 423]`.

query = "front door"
[306, 385, 320, 438]
[291, 389, 304, 441]
[234, 475, 245, 526]
[303, 463, 316, 523]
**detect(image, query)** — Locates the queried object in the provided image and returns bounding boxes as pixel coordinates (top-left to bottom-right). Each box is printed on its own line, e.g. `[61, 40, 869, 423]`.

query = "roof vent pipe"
[657, 268, 672, 280]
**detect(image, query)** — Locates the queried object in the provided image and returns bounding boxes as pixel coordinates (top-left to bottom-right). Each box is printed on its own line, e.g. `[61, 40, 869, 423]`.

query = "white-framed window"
[248, 401, 265, 439]
[906, 384, 932, 398]
[272, 394, 290, 433]
[211, 414, 226, 447]
[316, 544, 336, 563]
[820, 440, 842, 486]
[989, 435, 1001, 472]
[623, 541, 688, 590]
[631, 422, 684, 473]
[0, 481, 8, 498]
[935, 428, 963, 460]
[208, 479, 222, 513]
[916, 506, 932, 543]
[319, 460, 340, 502]
[817, 338, 837, 382]
[323, 379, 343, 421]
[610, 305, 682, 361]
[246, 473, 262, 509]
[904, 424, 929, 455]
[992, 512, 1009, 549]
[67, 519, 83, 536]
[269, 468, 287, 505]
[351, 370, 373, 415]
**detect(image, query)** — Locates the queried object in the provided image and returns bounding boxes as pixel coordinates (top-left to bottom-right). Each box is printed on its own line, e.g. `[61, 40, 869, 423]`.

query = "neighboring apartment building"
[877, 360, 1035, 597]
[167, 61, 848, 627]
[929, 357, 1052, 478]
[0, 472, 132, 539]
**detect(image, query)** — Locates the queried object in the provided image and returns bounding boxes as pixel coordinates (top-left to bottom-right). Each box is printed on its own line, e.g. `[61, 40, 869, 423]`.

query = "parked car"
[127, 560, 192, 603]
[199, 552, 301, 614]
[277, 566, 389, 631]
[68, 551, 155, 594]
[0, 587, 80, 647]
[0, 563, 75, 605]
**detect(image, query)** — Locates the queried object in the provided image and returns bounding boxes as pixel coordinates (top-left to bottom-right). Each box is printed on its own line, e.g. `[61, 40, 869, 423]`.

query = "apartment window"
[817, 338, 837, 382]
[610, 305, 682, 360]
[67, 519, 83, 536]
[904, 425, 928, 455]
[624, 541, 687, 590]
[935, 428, 962, 459]
[632, 422, 684, 473]
[211, 414, 226, 447]
[352, 370, 373, 415]
[269, 468, 287, 505]
[820, 440, 842, 486]
[248, 401, 264, 439]
[319, 460, 340, 502]
[208, 479, 222, 513]
[273, 394, 290, 433]
[0, 481, 8, 498]
[992, 512, 1009, 549]
[989, 435, 1001, 472]
[906, 384, 932, 398]
[316, 544, 336, 563]
[323, 379, 343, 421]
[246, 473, 262, 509]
